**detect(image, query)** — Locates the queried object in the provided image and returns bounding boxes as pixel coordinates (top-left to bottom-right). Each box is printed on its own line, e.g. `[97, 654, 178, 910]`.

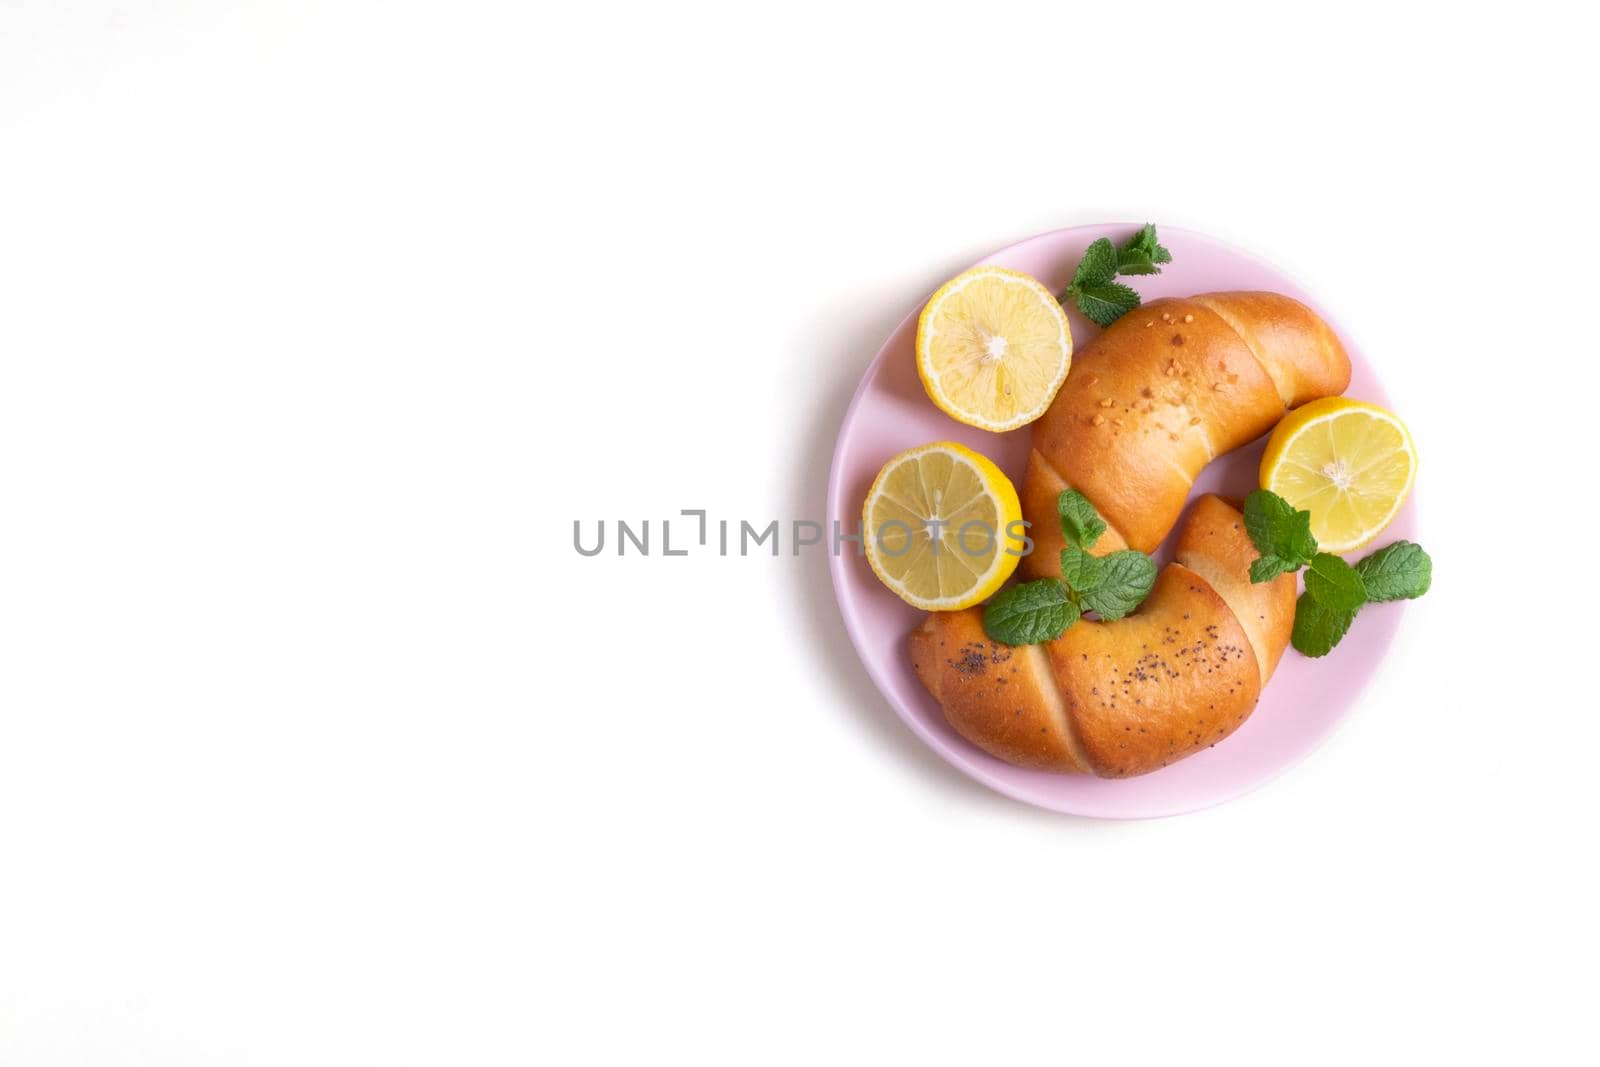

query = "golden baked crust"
[1173, 494, 1296, 683]
[909, 496, 1293, 778]
[1022, 292, 1350, 568]
[1045, 564, 1259, 777]
[910, 608, 1087, 773]
[1193, 292, 1350, 407]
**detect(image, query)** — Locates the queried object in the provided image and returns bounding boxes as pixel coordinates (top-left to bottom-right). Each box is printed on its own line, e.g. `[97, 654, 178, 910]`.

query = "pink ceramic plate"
[826, 224, 1415, 818]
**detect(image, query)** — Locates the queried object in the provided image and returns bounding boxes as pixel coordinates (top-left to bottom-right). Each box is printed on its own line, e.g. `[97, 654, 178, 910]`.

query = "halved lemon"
[1260, 397, 1417, 554]
[862, 442, 1025, 611]
[916, 266, 1072, 431]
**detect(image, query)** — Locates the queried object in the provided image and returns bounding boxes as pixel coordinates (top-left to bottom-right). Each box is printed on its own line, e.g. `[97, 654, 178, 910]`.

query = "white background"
[2, 1, 1596, 1063]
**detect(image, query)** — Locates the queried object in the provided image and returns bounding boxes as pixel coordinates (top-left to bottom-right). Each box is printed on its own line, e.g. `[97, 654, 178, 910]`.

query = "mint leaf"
[1067, 238, 1119, 290]
[1056, 489, 1107, 550]
[1355, 541, 1432, 602]
[1249, 555, 1297, 584]
[983, 580, 1078, 646]
[1243, 489, 1318, 578]
[1291, 593, 1358, 657]
[1114, 249, 1160, 276]
[1079, 550, 1157, 621]
[1243, 489, 1291, 551]
[1116, 224, 1171, 273]
[1290, 540, 1432, 658]
[1059, 227, 1172, 325]
[1304, 552, 1367, 614]
[1059, 543, 1104, 593]
[1073, 282, 1141, 326]
[1124, 223, 1170, 260]
[1120, 224, 1156, 256]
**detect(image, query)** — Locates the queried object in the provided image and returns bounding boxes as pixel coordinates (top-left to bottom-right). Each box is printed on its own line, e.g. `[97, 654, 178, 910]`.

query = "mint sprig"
[1243, 489, 1319, 582]
[1244, 489, 1432, 657]
[984, 490, 1157, 645]
[1059, 224, 1172, 327]
[1115, 223, 1173, 276]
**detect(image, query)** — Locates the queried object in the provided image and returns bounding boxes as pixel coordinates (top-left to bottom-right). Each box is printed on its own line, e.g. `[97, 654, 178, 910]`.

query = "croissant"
[910, 496, 1294, 777]
[1021, 292, 1351, 576]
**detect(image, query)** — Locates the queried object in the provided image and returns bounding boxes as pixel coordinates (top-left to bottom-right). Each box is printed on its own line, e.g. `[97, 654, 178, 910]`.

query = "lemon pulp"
[862, 442, 1024, 611]
[1261, 397, 1417, 553]
[916, 267, 1072, 432]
